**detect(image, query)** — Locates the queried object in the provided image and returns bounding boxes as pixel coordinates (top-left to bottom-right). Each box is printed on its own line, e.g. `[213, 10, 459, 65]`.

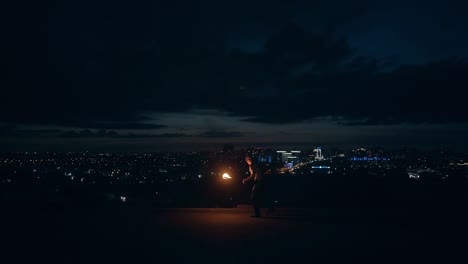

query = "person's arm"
[242, 166, 255, 184]
[242, 174, 254, 184]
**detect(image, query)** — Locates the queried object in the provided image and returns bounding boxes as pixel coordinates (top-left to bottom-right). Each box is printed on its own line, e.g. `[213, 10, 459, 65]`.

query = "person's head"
[244, 155, 252, 166]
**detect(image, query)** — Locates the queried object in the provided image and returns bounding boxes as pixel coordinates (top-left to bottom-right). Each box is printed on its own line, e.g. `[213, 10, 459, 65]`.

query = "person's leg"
[267, 199, 275, 213]
[251, 184, 260, 217]
[266, 180, 275, 213]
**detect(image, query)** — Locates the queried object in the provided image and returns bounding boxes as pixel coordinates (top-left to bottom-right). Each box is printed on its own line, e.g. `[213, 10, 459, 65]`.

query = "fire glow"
[222, 173, 231, 180]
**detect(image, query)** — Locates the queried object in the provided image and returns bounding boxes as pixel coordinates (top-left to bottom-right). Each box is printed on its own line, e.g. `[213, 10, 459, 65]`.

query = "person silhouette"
[242, 155, 274, 217]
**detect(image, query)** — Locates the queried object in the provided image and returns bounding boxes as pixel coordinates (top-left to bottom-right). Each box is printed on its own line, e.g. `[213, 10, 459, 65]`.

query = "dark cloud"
[339, 119, 405, 126]
[70, 122, 167, 130]
[123, 133, 191, 139]
[60, 130, 117, 138]
[198, 130, 243, 138]
[228, 52, 468, 125]
[0, 1, 379, 129]
[59, 130, 190, 138]
[2, 0, 468, 151]
[0, 126, 61, 137]
[0, 125, 16, 135]
[14, 129, 62, 136]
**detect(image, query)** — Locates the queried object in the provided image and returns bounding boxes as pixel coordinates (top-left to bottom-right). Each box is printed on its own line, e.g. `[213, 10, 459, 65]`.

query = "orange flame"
[222, 173, 231, 179]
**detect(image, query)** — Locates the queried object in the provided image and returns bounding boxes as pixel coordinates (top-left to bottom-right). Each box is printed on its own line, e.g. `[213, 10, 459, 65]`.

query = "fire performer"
[242, 155, 274, 217]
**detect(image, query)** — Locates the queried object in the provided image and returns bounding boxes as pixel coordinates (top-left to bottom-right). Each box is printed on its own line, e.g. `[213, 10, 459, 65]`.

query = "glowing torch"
[222, 173, 232, 180]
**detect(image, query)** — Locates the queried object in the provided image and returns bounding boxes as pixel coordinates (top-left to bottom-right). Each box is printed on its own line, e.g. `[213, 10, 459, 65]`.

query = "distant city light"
[0, 149, 463, 207]
[408, 173, 420, 180]
[311, 166, 330, 169]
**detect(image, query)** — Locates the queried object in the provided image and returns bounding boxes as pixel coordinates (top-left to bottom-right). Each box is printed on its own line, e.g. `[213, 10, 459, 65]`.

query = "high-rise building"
[313, 147, 323, 161]
[277, 150, 301, 165]
[248, 148, 277, 164]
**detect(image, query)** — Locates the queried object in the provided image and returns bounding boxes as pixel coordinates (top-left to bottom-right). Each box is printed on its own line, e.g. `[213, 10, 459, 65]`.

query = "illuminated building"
[277, 150, 301, 164]
[313, 147, 323, 161]
[247, 148, 276, 163]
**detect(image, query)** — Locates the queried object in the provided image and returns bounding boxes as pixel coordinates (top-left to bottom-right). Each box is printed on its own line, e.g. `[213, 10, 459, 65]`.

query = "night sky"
[1, 0, 468, 151]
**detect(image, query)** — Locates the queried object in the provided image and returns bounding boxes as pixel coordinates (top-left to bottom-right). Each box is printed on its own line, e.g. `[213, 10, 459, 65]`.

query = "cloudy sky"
[1, 0, 468, 151]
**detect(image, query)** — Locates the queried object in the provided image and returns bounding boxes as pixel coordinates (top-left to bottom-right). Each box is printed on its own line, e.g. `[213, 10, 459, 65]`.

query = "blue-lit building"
[247, 148, 278, 164]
